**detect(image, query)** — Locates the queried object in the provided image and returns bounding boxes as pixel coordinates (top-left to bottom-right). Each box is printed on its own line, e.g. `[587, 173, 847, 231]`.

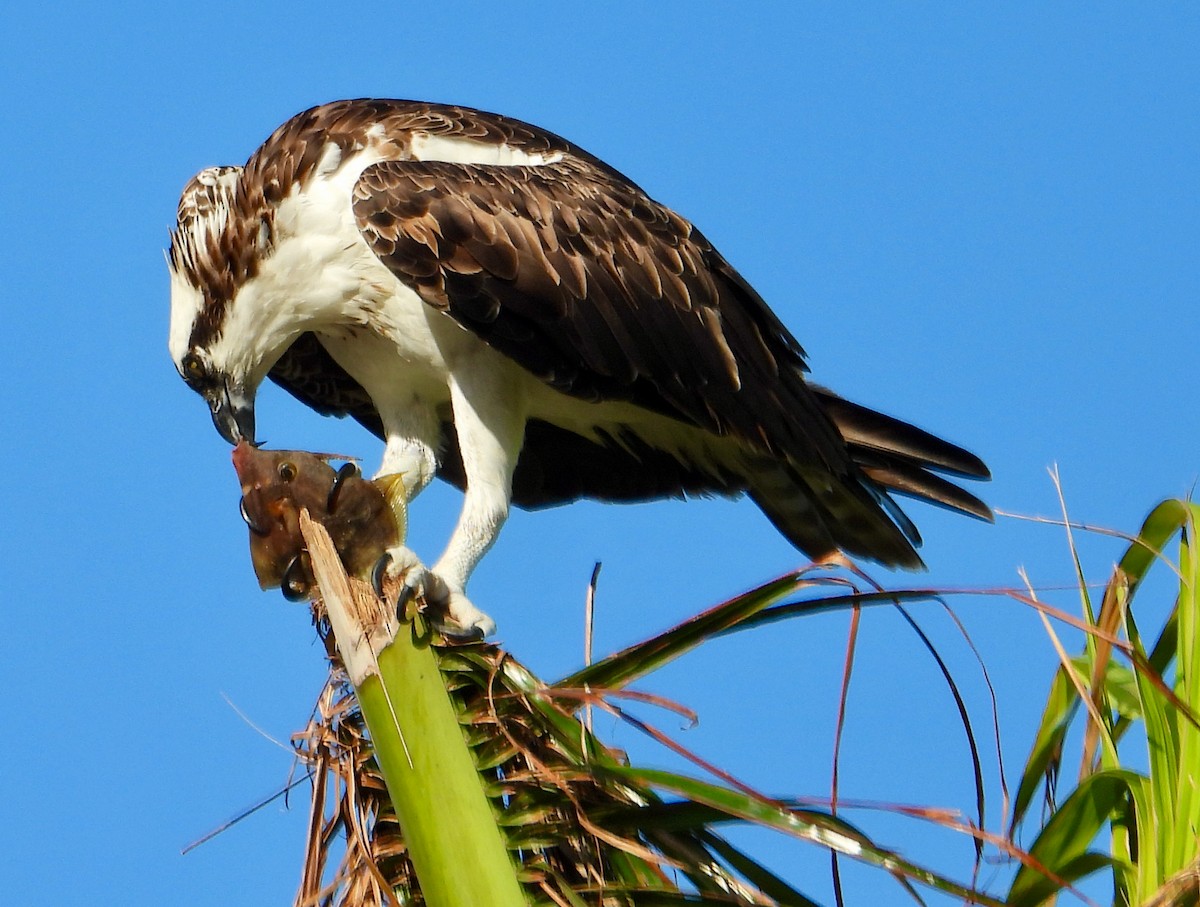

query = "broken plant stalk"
[298, 509, 527, 907]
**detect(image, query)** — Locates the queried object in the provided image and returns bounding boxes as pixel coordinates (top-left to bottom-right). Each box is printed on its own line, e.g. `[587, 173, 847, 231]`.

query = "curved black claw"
[326, 462, 361, 513]
[370, 551, 392, 601]
[281, 553, 310, 602]
[239, 496, 271, 536]
[395, 581, 415, 616]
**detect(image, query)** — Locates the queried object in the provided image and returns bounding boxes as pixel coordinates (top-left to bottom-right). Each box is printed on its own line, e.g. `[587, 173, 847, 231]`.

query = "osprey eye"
[182, 353, 206, 384]
[278, 461, 297, 482]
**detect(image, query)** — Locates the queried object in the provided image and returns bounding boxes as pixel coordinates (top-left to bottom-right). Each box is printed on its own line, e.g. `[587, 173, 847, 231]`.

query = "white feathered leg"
[376, 368, 524, 638]
[425, 369, 524, 636]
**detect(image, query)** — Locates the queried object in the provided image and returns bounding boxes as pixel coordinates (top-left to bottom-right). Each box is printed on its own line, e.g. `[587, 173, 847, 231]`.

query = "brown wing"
[352, 156, 851, 473]
[350, 154, 998, 567]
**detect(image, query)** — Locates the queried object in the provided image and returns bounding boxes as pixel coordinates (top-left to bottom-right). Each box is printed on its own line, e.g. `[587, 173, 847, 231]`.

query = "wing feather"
[352, 157, 848, 472]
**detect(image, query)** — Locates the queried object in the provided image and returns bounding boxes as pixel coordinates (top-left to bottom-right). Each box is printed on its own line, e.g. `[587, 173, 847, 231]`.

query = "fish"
[231, 441, 405, 601]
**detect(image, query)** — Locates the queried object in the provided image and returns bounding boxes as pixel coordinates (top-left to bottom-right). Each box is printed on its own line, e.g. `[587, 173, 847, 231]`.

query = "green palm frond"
[1007, 498, 1200, 906]
[293, 538, 1000, 907]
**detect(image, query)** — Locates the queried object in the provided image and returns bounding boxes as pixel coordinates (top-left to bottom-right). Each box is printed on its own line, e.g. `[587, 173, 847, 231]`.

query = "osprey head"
[167, 165, 287, 446]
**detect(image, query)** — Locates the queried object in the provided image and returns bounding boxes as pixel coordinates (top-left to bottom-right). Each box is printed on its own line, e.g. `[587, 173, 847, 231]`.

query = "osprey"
[168, 98, 990, 637]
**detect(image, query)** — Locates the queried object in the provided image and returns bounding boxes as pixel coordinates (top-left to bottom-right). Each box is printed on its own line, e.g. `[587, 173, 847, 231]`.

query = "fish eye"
[278, 461, 297, 482]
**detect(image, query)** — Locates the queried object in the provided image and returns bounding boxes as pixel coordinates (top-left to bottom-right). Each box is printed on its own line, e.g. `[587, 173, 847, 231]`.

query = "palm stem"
[299, 510, 527, 907]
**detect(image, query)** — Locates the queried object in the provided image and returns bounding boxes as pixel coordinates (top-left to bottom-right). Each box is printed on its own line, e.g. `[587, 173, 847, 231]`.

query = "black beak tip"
[208, 386, 256, 446]
[211, 409, 240, 445]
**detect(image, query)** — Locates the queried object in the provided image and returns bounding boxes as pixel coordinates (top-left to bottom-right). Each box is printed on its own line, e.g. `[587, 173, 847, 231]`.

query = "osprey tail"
[746, 389, 991, 570]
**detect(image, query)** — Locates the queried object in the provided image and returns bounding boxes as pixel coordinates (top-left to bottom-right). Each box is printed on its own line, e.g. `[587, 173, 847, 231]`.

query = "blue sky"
[3, 3, 1197, 904]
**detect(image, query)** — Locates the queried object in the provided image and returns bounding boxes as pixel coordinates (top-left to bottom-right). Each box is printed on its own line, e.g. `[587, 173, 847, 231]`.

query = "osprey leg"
[435, 373, 523, 576]
[376, 367, 524, 638]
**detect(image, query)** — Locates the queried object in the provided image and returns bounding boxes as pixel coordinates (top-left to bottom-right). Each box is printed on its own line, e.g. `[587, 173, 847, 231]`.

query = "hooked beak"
[208, 380, 256, 445]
